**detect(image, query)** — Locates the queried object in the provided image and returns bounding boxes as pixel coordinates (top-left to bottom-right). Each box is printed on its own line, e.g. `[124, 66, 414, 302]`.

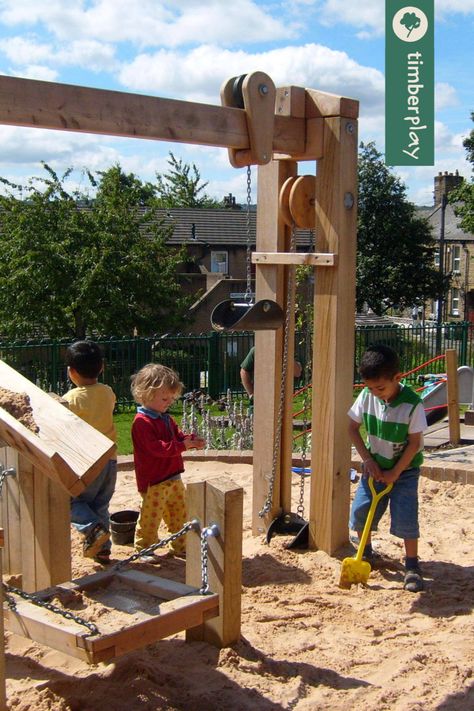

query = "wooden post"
[0, 527, 6, 711]
[0, 446, 21, 578]
[252, 160, 298, 533]
[446, 349, 461, 445]
[310, 115, 358, 555]
[186, 477, 243, 647]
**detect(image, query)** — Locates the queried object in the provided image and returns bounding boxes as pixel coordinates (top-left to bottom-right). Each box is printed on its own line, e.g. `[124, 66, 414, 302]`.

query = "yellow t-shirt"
[63, 383, 117, 457]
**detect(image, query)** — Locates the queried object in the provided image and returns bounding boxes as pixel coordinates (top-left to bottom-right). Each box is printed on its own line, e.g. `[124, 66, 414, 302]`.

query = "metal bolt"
[259, 84, 269, 96]
[344, 192, 354, 209]
[346, 122, 355, 134]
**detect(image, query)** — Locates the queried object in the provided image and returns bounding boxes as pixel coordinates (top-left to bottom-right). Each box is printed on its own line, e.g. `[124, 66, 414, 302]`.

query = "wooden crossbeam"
[252, 252, 336, 266]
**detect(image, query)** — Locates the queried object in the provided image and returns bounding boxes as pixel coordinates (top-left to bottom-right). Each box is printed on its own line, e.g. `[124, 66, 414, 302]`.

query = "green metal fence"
[0, 323, 472, 409]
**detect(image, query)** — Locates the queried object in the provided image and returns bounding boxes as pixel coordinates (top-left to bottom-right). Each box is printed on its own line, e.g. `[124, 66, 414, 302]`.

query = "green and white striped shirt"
[349, 384, 427, 470]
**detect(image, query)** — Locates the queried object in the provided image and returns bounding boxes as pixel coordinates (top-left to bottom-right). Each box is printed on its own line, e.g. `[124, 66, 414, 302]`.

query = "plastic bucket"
[110, 510, 139, 545]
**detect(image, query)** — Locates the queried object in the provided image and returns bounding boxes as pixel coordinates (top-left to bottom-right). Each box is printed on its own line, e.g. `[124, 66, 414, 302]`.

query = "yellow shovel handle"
[355, 478, 393, 563]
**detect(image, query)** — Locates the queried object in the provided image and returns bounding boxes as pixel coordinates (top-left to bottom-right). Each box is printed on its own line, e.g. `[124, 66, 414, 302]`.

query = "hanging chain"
[113, 519, 199, 571]
[259, 222, 297, 517]
[244, 165, 253, 304]
[3, 583, 100, 636]
[199, 524, 219, 595]
[0, 463, 16, 497]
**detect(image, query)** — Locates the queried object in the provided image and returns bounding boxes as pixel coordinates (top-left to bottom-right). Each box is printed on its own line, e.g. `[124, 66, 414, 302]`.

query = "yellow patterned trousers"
[134, 478, 187, 555]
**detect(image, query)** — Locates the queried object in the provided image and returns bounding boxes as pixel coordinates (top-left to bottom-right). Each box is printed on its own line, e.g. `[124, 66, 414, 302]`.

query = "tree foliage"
[155, 152, 222, 208]
[356, 142, 447, 314]
[449, 111, 474, 235]
[0, 163, 191, 339]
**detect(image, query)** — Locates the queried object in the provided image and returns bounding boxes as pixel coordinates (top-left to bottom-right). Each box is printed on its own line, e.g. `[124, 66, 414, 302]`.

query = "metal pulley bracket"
[220, 71, 276, 168]
[279, 175, 316, 229]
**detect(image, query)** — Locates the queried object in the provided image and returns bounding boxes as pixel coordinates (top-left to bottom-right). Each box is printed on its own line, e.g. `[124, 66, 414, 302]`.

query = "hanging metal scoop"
[211, 299, 284, 332]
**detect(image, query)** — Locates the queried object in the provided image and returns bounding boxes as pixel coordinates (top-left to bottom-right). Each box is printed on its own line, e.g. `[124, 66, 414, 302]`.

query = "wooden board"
[4, 568, 219, 664]
[0, 360, 115, 495]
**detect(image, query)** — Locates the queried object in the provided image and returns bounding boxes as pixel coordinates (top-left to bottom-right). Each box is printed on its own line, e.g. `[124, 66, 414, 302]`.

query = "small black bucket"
[110, 510, 139, 545]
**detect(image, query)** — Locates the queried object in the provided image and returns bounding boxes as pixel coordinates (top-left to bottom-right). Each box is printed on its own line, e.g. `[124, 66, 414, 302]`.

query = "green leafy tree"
[155, 152, 221, 208]
[356, 142, 448, 314]
[0, 163, 190, 339]
[449, 111, 474, 234]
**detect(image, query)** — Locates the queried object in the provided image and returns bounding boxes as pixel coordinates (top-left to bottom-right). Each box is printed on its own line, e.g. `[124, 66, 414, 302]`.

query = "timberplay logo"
[385, 1, 434, 166]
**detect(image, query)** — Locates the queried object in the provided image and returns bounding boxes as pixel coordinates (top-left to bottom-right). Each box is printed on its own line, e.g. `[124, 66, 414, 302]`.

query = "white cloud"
[118, 43, 384, 112]
[0, 0, 295, 47]
[0, 35, 118, 73]
[435, 82, 459, 110]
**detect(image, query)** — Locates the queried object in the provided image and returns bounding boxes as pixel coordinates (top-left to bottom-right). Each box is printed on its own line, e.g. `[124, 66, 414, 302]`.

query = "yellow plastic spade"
[339, 477, 393, 589]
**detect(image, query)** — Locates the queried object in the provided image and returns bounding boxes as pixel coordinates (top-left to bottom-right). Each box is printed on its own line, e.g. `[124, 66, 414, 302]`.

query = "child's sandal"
[404, 567, 424, 592]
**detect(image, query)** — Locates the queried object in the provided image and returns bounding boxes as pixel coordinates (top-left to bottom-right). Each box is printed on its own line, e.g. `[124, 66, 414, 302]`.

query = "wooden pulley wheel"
[279, 175, 316, 229]
[289, 175, 316, 229]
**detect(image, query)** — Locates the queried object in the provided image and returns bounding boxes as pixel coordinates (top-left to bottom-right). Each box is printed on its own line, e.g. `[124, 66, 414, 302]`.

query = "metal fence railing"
[0, 323, 472, 409]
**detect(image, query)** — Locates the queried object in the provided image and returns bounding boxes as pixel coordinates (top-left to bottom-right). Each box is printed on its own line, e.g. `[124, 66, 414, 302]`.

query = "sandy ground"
[5, 460, 474, 711]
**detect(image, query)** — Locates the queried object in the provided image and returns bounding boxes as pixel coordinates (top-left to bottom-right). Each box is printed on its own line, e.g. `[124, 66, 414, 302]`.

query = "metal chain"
[113, 519, 199, 571]
[199, 524, 219, 594]
[3, 583, 100, 636]
[259, 222, 297, 517]
[244, 165, 253, 304]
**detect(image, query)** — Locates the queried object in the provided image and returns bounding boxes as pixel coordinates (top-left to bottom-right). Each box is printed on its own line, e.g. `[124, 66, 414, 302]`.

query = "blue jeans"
[71, 459, 117, 553]
[349, 467, 420, 540]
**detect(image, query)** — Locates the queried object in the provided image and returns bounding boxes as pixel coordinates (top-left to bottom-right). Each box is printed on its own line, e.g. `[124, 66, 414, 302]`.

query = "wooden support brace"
[186, 477, 243, 647]
[0, 527, 6, 711]
[446, 349, 461, 445]
[252, 252, 336, 266]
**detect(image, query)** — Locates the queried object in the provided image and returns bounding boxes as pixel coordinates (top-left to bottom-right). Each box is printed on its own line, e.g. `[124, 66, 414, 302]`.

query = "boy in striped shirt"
[348, 344, 427, 592]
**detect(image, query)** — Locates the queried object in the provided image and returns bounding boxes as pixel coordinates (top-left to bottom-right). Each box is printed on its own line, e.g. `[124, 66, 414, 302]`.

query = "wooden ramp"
[0, 360, 115, 495]
[4, 568, 219, 664]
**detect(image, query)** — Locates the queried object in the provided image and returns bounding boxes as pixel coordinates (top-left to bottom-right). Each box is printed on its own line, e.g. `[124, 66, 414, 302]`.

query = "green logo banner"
[385, 0, 434, 165]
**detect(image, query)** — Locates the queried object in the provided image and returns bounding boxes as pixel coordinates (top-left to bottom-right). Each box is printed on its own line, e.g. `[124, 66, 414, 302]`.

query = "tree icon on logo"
[400, 11, 421, 37]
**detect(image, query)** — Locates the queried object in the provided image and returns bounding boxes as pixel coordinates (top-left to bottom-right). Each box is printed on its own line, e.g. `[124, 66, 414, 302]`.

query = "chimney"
[434, 170, 462, 205]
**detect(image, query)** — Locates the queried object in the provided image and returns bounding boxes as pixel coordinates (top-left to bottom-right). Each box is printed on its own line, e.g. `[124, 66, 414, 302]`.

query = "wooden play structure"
[0, 360, 243, 664]
[0, 69, 358, 670]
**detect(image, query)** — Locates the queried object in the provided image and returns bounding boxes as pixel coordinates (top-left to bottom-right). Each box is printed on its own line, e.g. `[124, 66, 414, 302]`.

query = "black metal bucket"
[110, 510, 139, 545]
[211, 299, 284, 332]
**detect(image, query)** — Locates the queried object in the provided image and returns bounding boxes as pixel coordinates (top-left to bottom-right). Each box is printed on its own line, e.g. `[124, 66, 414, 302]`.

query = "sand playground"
[4, 454, 474, 711]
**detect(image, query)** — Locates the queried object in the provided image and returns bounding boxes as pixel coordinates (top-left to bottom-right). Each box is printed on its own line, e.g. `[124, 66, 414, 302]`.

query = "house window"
[452, 245, 461, 274]
[434, 250, 440, 268]
[451, 288, 460, 316]
[211, 251, 228, 274]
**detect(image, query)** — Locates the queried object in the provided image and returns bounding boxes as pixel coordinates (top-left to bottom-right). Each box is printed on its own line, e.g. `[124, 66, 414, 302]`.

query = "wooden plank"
[87, 594, 219, 662]
[0, 360, 114, 494]
[4, 598, 93, 662]
[0, 447, 21, 576]
[252, 252, 335, 266]
[116, 569, 201, 601]
[0, 531, 6, 710]
[446, 349, 461, 445]
[305, 89, 359, 119]
[310, 116, 358, 555]
[18, 454, 71, 592]
[0, 74, 305, 158]
[185, 482, 206, 642]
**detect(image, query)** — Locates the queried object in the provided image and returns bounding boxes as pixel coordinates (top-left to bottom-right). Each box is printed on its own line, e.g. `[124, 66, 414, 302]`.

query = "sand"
[5, 460, 474, 711]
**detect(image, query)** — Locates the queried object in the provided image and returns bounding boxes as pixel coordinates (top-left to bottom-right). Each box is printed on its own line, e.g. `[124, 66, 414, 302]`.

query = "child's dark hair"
[65, 341, 103, 379]
[359, 344, 400, 380]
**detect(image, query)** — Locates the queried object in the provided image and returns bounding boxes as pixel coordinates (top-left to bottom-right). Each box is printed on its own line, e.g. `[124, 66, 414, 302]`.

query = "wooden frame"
[0, 70, 358, 564]
[4, 568, 219, 664]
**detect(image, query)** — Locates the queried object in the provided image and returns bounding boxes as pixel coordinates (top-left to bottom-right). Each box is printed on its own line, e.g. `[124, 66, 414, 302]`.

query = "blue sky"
[0, 0, 472, 206]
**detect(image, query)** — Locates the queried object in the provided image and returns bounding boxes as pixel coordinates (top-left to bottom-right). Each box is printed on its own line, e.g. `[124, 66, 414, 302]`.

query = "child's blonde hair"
[131, 363, 184, 406]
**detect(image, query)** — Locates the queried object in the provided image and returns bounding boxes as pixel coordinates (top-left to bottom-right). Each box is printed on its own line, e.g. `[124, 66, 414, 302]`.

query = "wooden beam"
[0, 528, 6, 711]
[252, 252, 336, 266]
[0, 74, 305, 158]
[310, 115, 358, 555]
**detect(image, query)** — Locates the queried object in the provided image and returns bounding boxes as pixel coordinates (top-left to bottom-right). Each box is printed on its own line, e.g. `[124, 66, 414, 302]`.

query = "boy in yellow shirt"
[63, 341, 117, 564]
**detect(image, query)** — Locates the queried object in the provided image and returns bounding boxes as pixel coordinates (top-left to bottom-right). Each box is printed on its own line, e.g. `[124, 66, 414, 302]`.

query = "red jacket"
[132, 409, 187, 493]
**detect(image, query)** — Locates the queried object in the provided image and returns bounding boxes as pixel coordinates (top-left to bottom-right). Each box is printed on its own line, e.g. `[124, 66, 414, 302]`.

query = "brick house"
[418, 172, 474, 323]
[159, 202, 313, 333]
